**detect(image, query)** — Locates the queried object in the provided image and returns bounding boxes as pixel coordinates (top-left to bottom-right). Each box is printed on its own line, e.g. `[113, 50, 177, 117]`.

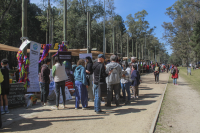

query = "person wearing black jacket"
[1, 59, 10, 114]
[39, 58, 51, 106]
[86, 56, 94, 101]
[93, 54, 112, 114]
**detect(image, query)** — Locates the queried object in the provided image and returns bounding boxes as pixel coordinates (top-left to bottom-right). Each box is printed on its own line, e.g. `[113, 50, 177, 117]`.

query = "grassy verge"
[178, 67, 200, 93]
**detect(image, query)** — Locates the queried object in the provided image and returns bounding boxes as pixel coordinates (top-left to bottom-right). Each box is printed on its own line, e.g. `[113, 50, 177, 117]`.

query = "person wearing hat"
[93, 54, 111, 114]
[105, 55, 122, 107]
[1, 59, 10, 114]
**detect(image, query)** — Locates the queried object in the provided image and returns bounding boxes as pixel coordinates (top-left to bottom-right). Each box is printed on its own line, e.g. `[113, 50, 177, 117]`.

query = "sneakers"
[51, 106, 59, 110]
[136, 96, 139, 99]
[96, 111, 106, 114]
[75, 108, 78, 110]
[60, 105, 66, 109]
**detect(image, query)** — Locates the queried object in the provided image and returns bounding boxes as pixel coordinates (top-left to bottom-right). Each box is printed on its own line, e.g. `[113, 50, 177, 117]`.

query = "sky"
[30, 0, 177, 55]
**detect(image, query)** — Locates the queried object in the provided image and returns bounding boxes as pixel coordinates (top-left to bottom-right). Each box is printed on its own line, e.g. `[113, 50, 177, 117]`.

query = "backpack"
[171, 68, 176, 74]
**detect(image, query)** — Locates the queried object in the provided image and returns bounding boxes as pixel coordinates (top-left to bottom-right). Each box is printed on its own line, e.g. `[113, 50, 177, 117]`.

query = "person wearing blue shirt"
[74, 59, 89, 110]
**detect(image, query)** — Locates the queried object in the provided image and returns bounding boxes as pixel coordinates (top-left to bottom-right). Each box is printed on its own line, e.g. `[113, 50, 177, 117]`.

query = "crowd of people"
[38, 54, 142, 114]
[0, 55, 181, 128]
[39, 55, 181, 114]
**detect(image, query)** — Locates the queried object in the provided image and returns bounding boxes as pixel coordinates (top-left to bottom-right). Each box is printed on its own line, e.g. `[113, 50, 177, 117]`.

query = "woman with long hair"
[74, 59, 89, 110]
[85, 56, 94, 102]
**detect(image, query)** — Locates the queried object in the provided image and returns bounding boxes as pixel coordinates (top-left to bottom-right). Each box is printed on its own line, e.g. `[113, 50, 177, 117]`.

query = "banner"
[28, 41, 41, 92]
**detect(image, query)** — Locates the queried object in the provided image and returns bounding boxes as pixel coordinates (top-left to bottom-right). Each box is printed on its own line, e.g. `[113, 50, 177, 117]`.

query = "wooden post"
[63, 0, 67, 45]
[22, 0, 27, 55]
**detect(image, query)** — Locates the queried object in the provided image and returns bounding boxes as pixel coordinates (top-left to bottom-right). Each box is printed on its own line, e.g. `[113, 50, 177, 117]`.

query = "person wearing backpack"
[105, 55, 122, 107]
[171, 65, 179, 85]
[0, 70, 4, 128]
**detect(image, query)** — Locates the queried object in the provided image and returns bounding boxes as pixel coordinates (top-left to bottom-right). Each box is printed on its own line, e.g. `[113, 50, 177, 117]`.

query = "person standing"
[0, 70, 4, 127]
[39, 58, 51, 106]
[74, 59, 89, 110]
[52, 56, 68, 110]
[131, 64, 141, 98]
[171, 65, 179, 85]
[93, 54, 110, 114]
[85, 56, 94, 102]
[1, 59, 10, 114]
[106, 55, 122, 107]
[121, 61, 131, 104]
[154, 62, 160, 84]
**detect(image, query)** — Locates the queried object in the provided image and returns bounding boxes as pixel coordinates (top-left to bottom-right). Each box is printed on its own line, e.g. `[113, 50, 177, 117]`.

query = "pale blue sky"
[31, 0, 176, 55]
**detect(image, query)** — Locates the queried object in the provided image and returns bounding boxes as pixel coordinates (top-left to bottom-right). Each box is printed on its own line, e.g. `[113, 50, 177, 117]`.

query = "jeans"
[107, 83, 120, 106]
[155, 74, 159, 82]
[55, 81, 66, 107]
[40, 83, 49, 103]
[173, 78, 177, 84]
[121, 82, 131, 101]
[94, 84, 101, 112]
[75, 81, 88, 108]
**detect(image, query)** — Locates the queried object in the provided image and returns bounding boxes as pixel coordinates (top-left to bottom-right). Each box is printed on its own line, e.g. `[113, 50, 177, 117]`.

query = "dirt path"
[155, 75, 200, 133]
[1, 73, 169, 133]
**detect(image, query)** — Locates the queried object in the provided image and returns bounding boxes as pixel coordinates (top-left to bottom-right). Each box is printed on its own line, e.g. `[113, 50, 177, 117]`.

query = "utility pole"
[22, 0, 27, 55]
[120, 32, 122, 58]
[103, 0, 105, 55]
[105, 38, 106, 53]
[136, 41, 137, 58]
[127, 35, 129, 59]
[87, 12, 91, 53]
[132, 39, 133, 57]
[63, 0, 67, 45]
[113, 27, 116, 54]
[155, 46, 157, 62]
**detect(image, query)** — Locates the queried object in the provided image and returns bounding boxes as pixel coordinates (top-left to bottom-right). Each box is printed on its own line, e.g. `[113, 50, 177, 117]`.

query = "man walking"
[106, 55, 122, 107]
[93, 54, 111, 114]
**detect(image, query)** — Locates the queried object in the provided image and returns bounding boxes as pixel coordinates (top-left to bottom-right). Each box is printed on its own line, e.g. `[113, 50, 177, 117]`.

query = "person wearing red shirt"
[171, 65, 179, 85]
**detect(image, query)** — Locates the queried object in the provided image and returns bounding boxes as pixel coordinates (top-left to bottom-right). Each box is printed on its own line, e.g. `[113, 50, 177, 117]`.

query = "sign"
[19, 40, 31, 50]
[79, 53, 92, 60]
[8, 83, 25, 107]
[58, 51, 72, 62]
[28, 41, 41, 92]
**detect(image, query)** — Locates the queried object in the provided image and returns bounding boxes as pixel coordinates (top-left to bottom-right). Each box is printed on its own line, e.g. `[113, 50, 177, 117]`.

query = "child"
[1, 59, 10, 114]
[131, 64, 140, 99]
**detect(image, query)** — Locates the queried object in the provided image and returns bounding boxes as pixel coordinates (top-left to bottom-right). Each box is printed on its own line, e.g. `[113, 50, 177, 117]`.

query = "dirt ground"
[155, 75, 200, 133]
[0, 73, 169, 133]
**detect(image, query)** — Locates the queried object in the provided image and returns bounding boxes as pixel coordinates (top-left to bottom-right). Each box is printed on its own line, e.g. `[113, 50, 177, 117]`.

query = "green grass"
[178, 67, 200, 93]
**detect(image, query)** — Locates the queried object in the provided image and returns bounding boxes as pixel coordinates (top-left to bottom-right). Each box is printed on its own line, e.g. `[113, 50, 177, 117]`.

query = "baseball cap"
[98, 54, 106, 59]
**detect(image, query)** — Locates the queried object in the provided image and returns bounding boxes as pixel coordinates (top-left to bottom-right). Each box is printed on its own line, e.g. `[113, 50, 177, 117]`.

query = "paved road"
[1, 72, 169, 133]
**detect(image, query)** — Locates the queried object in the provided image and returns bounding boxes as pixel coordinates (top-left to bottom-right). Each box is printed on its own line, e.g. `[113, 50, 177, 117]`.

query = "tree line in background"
[163, 0, 200, 66]
[0, 0, 169, 69]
